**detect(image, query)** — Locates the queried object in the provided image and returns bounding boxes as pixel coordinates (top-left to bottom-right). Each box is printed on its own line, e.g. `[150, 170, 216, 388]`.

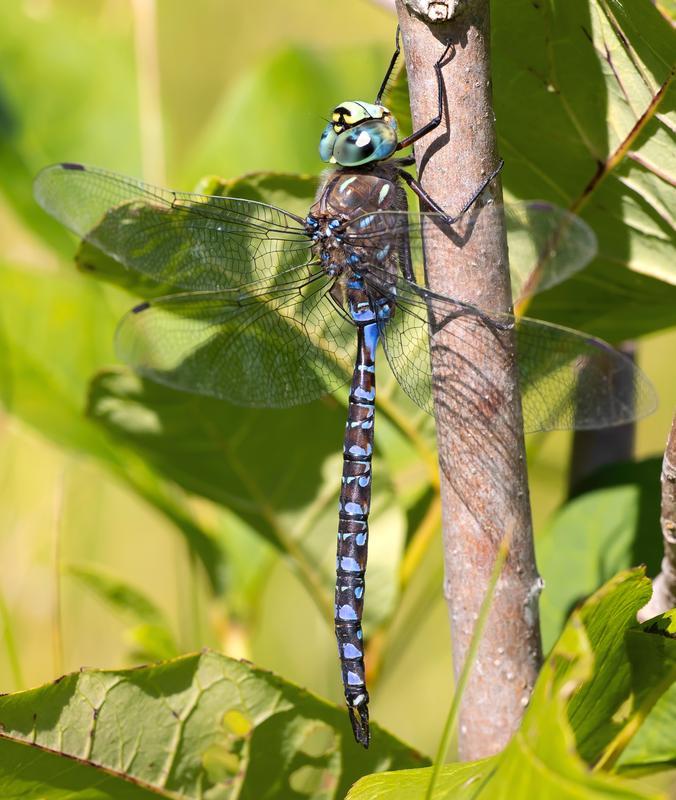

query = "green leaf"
[347, 571, 669, 799]
[619, 613, 676, 769]
[538, 459, 663, 651]
[0, 737, 163, 799]
[565, 571, 655, 763]
[0, 652, 425, 799]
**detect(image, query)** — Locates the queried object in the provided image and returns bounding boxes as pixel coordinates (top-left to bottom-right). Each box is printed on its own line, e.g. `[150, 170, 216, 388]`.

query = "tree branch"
[395, 0, 542, 759]
[638, 414, 676, 622]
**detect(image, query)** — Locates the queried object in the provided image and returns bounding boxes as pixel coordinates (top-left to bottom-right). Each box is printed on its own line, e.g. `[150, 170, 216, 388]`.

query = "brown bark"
[395, 0, 543, 759]
[638, 414, 676, 622]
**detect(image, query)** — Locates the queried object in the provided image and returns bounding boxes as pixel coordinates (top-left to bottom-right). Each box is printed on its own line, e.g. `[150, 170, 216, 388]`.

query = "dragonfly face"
[319, 101, 398, 166]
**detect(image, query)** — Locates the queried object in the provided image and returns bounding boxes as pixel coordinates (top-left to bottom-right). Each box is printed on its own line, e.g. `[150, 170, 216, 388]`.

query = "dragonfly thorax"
[319, 101, 398, 167]
[306, 214, 351, 277]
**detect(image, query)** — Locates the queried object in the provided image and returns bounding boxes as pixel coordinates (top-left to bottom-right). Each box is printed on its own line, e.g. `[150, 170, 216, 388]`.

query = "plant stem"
[395, 0, 543, 759]
[131, 0, 166, 184]
[52, 468, 65, 676]
[638, 413, 676, 622]
[0, 589, 24, 690]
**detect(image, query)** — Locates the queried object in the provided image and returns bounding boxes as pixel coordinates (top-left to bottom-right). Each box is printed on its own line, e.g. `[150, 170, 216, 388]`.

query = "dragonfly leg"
[391, 155, 416, 167]
[395, 40, 455, 152]
[395, 160, 504, 225]
[375, 25, 402, 105]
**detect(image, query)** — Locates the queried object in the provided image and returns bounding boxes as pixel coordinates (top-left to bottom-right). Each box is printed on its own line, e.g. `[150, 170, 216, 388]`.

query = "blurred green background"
[0, 0, 674, 759]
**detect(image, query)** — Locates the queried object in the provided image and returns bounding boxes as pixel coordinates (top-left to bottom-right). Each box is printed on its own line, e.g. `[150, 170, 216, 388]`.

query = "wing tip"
[33, 162, 88, 205]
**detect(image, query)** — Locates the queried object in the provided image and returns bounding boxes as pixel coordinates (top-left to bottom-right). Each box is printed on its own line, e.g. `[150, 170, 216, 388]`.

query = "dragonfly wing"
[346, 202, 597, 303]
[366, 270, 656, 432]
[116, 272, 355, 407]
[34, 163, 313, 291]
[514, 318, 656, 431]
[502, 202, 597, 303]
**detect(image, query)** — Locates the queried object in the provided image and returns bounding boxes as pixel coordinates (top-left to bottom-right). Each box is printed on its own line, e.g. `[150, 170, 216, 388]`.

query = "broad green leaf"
[619, 613, 676, 769]
[538, 459, 663, 651]
[0, 651, 425, 800]
[0, 736, 163, 800]
[389, 1, 676, 340]
[347, 571, 668, 800]
[565, 571, 655, 762]
[620, 682, 676, 769]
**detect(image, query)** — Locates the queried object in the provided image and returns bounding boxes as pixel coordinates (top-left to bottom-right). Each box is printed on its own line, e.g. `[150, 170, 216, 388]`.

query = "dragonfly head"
[319, 101, 398, 167]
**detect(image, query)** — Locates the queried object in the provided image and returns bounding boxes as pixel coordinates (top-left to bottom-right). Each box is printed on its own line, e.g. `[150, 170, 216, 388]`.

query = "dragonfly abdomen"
[335, 320, 379, 748]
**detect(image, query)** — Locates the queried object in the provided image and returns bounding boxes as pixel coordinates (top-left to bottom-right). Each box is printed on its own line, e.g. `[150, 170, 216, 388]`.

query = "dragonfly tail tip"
[348, 704, 370, 749]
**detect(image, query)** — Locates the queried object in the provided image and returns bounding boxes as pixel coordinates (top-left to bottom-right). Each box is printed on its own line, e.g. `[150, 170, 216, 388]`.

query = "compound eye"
[333, 121, 397, 167]
[319, 123, 338, 162]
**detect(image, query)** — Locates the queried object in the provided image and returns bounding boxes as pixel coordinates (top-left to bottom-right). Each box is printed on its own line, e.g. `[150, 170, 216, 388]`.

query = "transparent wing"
[366, 269, 656, 432]
[345, 202, 598, 304]
[34, 163, 312, 291]
[115, 270, 356, 407]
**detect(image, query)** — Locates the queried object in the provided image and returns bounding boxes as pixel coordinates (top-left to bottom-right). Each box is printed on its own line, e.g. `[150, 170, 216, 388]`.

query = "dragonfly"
[34, 32, 655, 748]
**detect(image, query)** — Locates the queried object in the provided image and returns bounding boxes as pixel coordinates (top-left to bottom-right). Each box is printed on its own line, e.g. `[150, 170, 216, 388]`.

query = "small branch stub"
[638, 414, 676, 622]
[403, 0, 469, 21]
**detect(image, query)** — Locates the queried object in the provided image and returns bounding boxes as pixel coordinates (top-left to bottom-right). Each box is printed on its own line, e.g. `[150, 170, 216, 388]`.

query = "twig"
[638, 414, 676, 622]
[395, 0, 542, 759]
